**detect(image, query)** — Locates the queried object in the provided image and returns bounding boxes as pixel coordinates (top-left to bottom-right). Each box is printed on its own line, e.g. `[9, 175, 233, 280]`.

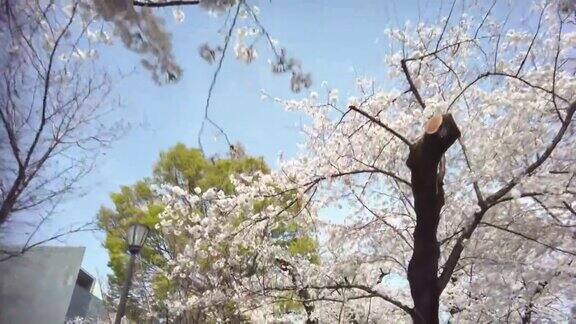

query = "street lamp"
[114, 223, 149, 324]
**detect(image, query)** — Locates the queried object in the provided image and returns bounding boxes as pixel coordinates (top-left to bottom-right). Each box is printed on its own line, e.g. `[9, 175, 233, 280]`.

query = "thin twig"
[0, 222, 97, 262]
[480, 221, 576, 256]
[197, 2, 242, 151]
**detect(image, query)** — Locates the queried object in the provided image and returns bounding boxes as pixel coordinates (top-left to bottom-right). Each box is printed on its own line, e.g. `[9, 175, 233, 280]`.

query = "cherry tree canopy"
[138, 0, 575, 322]
[83, 0, 312, 91]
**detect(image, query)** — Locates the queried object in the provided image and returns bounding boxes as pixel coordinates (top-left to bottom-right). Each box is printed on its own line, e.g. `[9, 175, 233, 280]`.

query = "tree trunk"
[406, 114, 460, 323]
[0, 171, 25, 226]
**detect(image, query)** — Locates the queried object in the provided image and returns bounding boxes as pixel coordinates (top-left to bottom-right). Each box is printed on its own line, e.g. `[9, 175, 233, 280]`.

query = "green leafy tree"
[98, 143, 317, 321]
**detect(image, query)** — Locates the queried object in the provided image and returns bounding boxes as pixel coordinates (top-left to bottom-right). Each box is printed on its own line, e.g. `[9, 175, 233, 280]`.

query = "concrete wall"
[66, 284, 107, 322]
[0, 246, 85, 324]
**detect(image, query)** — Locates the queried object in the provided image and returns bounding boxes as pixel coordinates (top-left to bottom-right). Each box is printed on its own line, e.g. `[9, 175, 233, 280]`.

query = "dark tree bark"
[276, 258, 317, 323]
[406, 114, 461, 323]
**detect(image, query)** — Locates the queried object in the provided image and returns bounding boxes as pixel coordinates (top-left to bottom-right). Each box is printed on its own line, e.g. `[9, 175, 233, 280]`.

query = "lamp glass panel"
[127, 223, 149, 247]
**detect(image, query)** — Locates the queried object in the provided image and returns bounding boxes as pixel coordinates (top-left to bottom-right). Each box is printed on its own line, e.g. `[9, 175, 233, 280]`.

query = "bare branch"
[480, 221, 576, 257]
[400, 59, 426, 109]
[348, 105, 412, 147]
[303, 283, 415, 317]
[435, 0, 457, 52]
[447, 72, 569, 111]
[133, 0, 200, 7]
[0, 222, 97, 262]
[516, 5, 545, 76]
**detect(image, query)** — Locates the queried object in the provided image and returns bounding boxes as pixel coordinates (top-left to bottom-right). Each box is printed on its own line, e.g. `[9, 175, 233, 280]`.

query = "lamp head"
[126, 223, 149, 254]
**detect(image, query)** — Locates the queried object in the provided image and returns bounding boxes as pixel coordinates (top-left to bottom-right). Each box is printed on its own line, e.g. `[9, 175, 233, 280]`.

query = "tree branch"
[197, 1, 241, 151]
[304, 283, 415, 317]
[400, 59, 426, 109]
[0, 222, 97, 262]
[486, 101, 576, 205]
[275, 258, 315, 322]
[447, 72, 569, 111]
[480, 221, 576, 257]
[348, 105, 412, 146]
[133, 0, 200, 7]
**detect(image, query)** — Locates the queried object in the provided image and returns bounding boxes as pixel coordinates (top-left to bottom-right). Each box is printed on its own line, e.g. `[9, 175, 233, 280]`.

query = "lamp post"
[114, 223, 149, 324]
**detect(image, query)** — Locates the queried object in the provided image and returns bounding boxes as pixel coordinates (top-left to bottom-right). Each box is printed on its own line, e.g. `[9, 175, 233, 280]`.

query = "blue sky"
[12, 0, 514, 286]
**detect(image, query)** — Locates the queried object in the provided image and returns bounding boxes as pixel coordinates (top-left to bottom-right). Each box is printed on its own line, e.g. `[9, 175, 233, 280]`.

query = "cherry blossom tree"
[146, 0, 575, 322]
[0, 0, 119, 244]
[83, 0, 311, 89]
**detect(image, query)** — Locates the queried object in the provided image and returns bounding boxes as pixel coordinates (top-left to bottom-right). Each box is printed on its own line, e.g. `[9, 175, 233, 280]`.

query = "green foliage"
[152, 275, 172, 301]
[153, 144, 208, 191]
[152, 143, 268, 194]
[275, 296, 304, 314]
[289, 235, 320, 265]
